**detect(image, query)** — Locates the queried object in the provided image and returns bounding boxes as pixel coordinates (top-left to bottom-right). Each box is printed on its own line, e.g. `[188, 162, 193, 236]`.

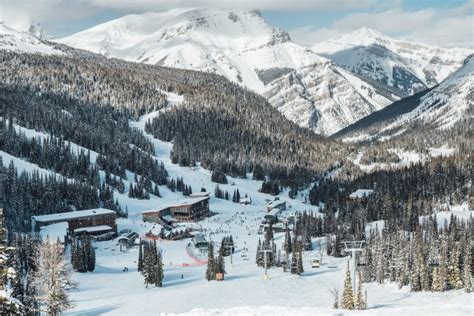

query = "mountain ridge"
[55, 9, 397, 135]
[312, 27, 472, 96]
[334, 54, 473, 142]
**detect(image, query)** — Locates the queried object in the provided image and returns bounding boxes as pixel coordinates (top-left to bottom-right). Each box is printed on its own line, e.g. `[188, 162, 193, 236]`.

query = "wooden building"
[32, 208, 117, 235]
[143, 196, 210, 223]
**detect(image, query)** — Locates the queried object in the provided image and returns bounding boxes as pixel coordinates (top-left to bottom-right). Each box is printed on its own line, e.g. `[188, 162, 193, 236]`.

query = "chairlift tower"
[259, 244, 273, 280]
[223, 241, 235, 266]
[343, 240, 365, 292]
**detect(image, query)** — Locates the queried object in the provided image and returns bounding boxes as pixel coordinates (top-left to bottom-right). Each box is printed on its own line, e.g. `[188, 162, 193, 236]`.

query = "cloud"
[0, 0, 389, 32]
[89, 0, 381, 11]
[0, 0, 103, 31]
[289, 3, 474, 47]
[1, 0, 472, 47]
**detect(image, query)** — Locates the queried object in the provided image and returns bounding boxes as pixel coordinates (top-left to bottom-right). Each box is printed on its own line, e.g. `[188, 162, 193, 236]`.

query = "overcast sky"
[1, 0, 473, 47]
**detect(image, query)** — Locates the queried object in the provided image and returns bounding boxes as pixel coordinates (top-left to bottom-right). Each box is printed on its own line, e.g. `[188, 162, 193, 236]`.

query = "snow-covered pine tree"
[462, 236, 472, 293]
[431, 267, 443, 291]
[341, 262, 355, 310]
[398, 242, 410, 289]
[448, 241, 463, 290]
[375, 241, 385, 284]
[32, 238, 76, 315]
[355, 271, 365, 310]
[437, 235, 449, 291]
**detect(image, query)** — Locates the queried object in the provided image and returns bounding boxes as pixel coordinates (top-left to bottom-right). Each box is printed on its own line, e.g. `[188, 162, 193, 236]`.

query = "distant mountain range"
[1, 9, 471, 137]
[335, 54, 473, 141]
[53, 9, 469, 136]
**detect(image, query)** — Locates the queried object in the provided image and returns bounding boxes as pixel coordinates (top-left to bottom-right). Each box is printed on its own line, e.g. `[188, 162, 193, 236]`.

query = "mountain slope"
[1, 43, 353, 187]
[56, 9, 394, 135]
[0, 22, 62, 55]
[312, 27, 472, 98]
[335, 54, 474, 142]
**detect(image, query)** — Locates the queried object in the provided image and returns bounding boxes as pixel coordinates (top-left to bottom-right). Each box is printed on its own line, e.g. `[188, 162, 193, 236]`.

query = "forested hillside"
[309, 154, 472, 243]
[1, 50, 352, 187]
[0, 49, 353, 231]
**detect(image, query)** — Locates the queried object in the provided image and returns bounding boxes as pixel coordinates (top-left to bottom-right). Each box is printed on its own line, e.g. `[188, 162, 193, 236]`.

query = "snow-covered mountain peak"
[338, 54, 473, 141]
[0, 22, 63, 55]
[56, 9, 395, 135]
[312, 27, 472, 96]
[57, 8, 290, 56]
[340, 26, 392, 46]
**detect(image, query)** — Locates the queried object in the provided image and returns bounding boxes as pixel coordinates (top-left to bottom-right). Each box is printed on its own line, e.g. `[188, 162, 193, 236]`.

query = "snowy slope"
[3, 89, 473, 315]
[66, 104, 473, 315]
[312, 27, 472, 97]
[0, 22, 63, 55]
[337, 54, 474, 141]
[56, 9, 393, 135]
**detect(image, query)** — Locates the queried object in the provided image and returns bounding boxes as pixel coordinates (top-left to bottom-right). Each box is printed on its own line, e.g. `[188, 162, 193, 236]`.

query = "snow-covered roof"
[265, 208, 281, 217]
[193, 234, 208, 244]
[32, 208, 115, 223]
[74, 225, 113, 234]
[349, 189, 374, 199]
[142, 196, 210, 214]
[268, 200, 285, 207]
[189, 192, 211, 198]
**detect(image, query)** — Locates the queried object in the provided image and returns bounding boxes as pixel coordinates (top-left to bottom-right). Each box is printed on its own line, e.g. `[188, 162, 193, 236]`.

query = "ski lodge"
[142, 196, 210, 223]
[31, 208, 117, 235]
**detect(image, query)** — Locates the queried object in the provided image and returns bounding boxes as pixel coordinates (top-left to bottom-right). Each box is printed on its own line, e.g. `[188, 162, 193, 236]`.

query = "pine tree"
[448, 242, 463, 290]
[431, 267, 443, 291]
[462, 238, 472, 292]
[284, 225, 292, 254]
[341, 262, 355, 310]
[437, 236, 449, 291]
[296, 246, 304, 275]
[138, 240, 144, 273]
[206, 243, 216, 281]
[216, 249, 226, 275]
[290, 248, 298, 274]
[143, 242, 157, 288]
[86, 237, 96, 272]
[156, 249, 164, 287]
[32, 238, 76, 315]
[355, 271, 365, 310]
